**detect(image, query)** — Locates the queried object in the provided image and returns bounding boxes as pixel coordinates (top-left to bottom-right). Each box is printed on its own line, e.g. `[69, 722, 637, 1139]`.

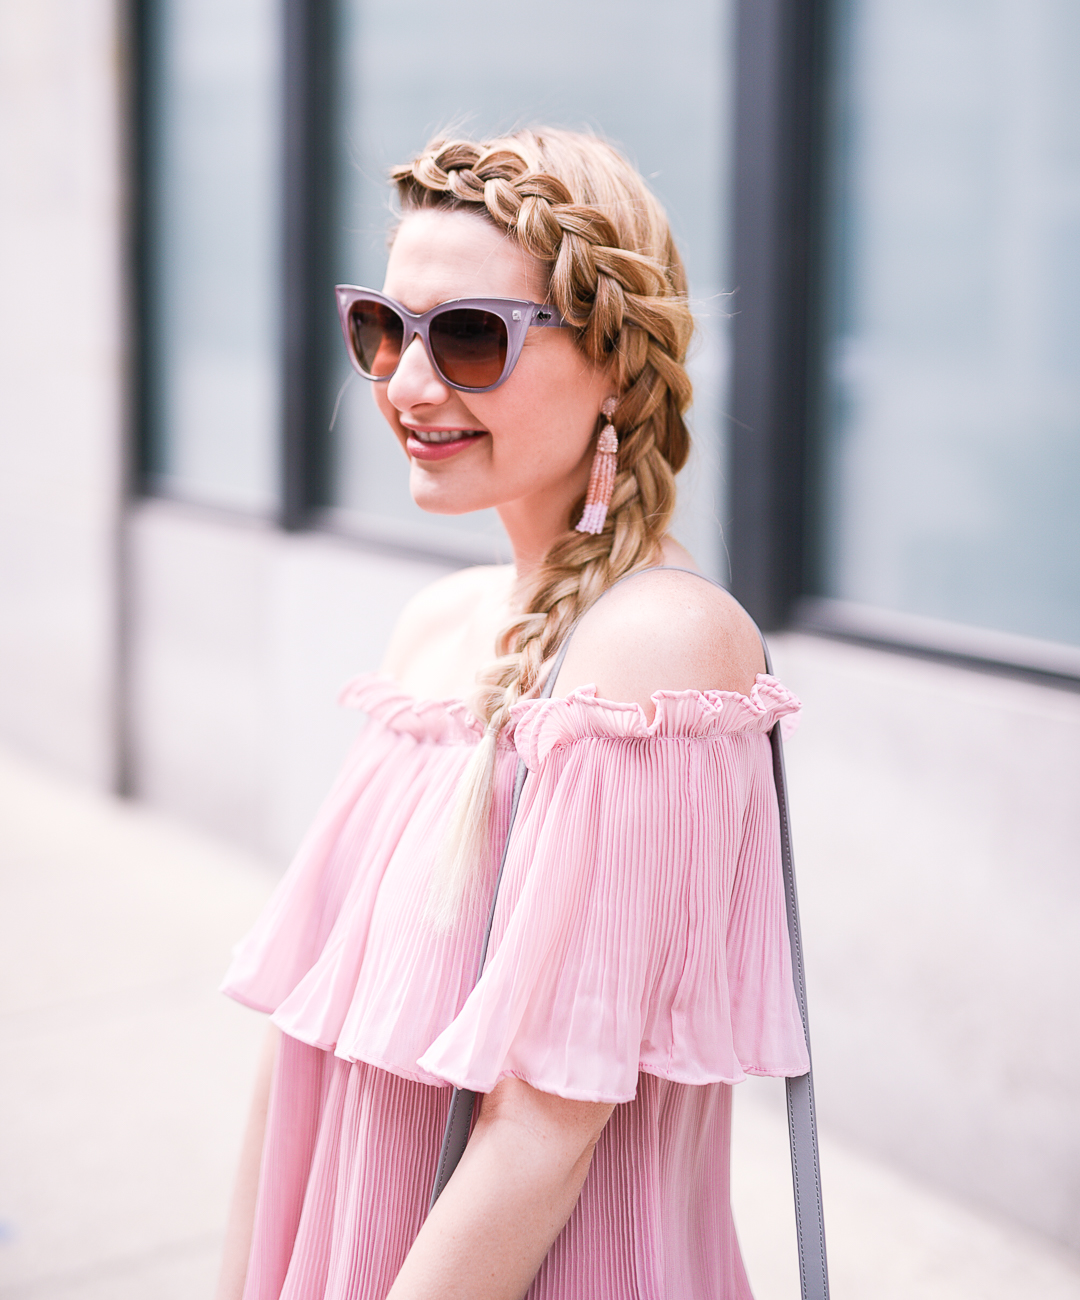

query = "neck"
[496, 492, 576, 584]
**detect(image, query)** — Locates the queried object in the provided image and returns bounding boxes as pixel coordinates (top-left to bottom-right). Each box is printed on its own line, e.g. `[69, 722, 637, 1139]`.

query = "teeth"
[411, 429, 481, 444]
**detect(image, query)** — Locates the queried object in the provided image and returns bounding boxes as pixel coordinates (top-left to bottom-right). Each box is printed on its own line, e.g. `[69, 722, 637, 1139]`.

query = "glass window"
[817, 0, 1080, 647]
[143, 0, 282, 513]
[324, 0, 734, 572]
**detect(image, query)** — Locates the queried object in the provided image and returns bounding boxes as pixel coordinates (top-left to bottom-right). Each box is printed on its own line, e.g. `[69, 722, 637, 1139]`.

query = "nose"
[384, 334, 450, 411]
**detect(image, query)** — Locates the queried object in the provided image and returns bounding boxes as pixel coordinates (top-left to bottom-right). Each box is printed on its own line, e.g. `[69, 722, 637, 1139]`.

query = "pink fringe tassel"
[576, 402, 619, 534]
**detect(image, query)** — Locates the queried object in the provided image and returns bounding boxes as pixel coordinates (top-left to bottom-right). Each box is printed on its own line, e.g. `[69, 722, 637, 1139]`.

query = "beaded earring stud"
[575, 396, 619, 534]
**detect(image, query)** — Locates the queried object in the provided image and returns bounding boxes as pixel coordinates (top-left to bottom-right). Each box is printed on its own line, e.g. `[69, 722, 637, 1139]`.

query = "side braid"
[390, 130, 695, 926]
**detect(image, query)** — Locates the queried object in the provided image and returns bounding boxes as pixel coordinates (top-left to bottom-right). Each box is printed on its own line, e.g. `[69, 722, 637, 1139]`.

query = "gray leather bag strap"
[760, 643, 831, 1300]
[427, 568, 830, 1300]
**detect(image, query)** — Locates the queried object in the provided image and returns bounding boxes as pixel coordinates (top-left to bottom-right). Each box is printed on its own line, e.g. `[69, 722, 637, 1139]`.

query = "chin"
[411, 498, 483, 518]
[408, 476, 492, 518]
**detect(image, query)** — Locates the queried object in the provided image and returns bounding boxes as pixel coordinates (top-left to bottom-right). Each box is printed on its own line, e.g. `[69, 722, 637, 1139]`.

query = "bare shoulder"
[551, 567, 766, 716]
[395, 563, 507, 627]
[381, 564, 513, 682]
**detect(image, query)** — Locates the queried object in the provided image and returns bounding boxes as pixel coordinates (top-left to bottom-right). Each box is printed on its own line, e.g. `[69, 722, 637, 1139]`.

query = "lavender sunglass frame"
[335, 286, 569, 394]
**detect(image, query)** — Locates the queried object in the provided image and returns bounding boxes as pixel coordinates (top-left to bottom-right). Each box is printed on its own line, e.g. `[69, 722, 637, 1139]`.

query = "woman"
[216, 128, 808, 1300]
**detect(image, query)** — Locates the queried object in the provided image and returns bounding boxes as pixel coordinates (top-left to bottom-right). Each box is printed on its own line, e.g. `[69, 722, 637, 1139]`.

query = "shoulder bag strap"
[428, 630, 574, 1210]
[427, 568, 830, 1300]
[760, 642, 831, 1300]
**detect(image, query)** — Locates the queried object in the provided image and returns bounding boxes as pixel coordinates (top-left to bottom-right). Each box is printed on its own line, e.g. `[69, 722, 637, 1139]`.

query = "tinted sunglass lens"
[348, 301, 404, 377]
[429, 309, 508, 389]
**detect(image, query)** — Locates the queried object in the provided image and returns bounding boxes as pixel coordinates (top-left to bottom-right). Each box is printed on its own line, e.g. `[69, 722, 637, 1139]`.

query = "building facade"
[2, 0, 1078, 1252]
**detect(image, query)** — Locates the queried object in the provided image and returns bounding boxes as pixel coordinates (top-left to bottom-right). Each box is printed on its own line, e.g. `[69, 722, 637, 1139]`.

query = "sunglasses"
[335, 287, 569, 393]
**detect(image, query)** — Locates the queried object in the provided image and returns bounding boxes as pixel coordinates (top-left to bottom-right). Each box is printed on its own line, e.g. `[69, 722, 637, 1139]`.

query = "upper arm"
[476, 1076, 614, 1168]
[550, 569, 765, 718]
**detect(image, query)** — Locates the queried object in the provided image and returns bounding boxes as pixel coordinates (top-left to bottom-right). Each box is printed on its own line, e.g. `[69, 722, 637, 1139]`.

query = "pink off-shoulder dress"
[221, 672, 810, 1300]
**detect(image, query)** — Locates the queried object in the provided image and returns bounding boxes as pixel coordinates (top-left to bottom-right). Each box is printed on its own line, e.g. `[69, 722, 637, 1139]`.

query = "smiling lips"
[404, 427, 488, 461]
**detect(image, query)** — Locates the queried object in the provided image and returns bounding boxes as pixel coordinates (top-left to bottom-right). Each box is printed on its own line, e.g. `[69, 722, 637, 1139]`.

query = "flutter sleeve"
[418, 678, 811, 1104]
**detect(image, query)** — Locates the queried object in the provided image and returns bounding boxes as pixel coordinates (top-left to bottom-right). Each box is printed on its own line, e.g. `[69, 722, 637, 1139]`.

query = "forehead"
[383, 209, 545, 310]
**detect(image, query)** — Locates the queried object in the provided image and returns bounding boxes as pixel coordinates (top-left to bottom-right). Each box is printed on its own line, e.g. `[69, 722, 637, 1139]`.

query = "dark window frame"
[728, 0, 1080, 691]
[728, 0, 825, 635]
[129, 0, 155, 507]
[281, 0, 334, 532]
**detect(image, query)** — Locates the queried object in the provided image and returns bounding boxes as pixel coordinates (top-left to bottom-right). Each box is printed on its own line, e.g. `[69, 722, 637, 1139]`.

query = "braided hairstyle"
[391, 129, 695, 924]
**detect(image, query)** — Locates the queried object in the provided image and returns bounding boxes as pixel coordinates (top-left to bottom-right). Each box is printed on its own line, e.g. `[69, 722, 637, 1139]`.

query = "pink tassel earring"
[576, 397, 619, 534]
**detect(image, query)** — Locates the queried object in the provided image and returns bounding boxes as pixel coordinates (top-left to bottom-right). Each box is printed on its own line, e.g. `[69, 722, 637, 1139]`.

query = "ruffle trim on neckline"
[338, 674, 494, 746]
[338, 672, 801, 755]
[512, 677, 801, 769]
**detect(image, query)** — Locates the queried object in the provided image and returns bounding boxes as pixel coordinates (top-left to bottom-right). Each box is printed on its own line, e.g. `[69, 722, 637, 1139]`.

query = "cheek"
[491, 363, 605, 469]
[489, 401, 591, 478]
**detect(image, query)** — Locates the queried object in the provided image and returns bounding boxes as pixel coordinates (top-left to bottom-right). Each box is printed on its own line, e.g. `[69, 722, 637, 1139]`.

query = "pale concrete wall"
[125, 498, 455, 862]
[770, 633, 1080, 1248]
[0, 0, 125, 787]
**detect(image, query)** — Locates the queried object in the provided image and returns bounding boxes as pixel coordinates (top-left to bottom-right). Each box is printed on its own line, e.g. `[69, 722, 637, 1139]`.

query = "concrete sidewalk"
[1, 746, 1078, 1300]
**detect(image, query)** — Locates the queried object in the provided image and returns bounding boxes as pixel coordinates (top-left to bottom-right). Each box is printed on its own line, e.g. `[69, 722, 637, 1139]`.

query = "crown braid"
[392, 130, 695, 925]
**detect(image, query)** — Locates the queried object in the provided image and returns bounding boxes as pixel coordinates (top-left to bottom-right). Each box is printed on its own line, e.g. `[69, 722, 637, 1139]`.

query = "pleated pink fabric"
[222, 673, 810, 1299]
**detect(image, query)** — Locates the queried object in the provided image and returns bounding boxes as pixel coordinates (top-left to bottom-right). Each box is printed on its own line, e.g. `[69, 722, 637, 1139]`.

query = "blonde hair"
[391, 129, 694, 925]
